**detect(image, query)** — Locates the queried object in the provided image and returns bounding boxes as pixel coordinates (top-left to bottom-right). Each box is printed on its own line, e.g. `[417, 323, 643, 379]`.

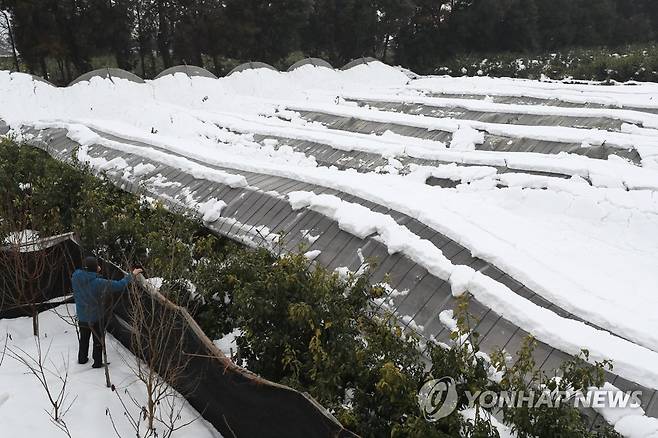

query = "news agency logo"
[418, 376, 643, 421]
[417, 377, 459, 421]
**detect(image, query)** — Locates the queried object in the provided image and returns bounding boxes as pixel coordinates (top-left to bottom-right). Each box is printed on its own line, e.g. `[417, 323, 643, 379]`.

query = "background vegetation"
[1, 0, 658, 84]
[436, 43, 658, 83]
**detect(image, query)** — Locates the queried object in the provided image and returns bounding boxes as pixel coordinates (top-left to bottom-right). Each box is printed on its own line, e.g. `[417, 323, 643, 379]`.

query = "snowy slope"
[1, 64, 658, 394]
[0, 306, 221, 438]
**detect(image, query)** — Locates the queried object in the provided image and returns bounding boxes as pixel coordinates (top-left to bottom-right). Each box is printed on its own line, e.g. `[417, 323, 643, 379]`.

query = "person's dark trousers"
[78, 321, 104, 366]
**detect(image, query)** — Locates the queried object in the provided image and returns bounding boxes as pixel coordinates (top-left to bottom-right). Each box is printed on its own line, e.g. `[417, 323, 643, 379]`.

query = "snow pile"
[592, 383, 658, 438]
[198, 198, 227, 223]
[449, 125, 484, 151]
[3, 229, 41, 251]
[304, 249, 322, 261]
[132, 162, 156, 177]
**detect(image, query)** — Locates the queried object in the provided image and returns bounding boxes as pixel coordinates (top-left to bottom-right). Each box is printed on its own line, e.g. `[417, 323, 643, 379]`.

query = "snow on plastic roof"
[69, 67, 145, 86]
[155, 65, 218, 80]
[2, 63, 658, 419]
[288, 58, 333, 71]
[227, 61, 278, 76]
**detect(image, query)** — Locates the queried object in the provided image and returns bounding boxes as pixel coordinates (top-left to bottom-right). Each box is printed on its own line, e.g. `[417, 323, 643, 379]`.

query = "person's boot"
[91, 327, 104, 368]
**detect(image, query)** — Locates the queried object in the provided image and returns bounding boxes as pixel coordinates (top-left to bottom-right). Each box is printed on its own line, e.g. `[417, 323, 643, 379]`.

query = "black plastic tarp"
[0, 233, 80, 318]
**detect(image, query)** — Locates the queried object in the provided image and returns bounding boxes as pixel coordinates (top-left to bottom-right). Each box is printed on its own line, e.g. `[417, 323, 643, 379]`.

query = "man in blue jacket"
[72, 256, 143, 368]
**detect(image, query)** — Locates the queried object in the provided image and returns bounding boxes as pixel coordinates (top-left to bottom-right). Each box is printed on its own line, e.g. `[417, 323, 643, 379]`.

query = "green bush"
[0, 138, 85, 234]
[197, 249, 621, 437]
[0, 138, 226, 279]
[436, 43, 658, 83]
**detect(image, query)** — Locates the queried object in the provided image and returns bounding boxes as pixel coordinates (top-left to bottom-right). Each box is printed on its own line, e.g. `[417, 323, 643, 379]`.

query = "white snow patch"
[0, 306, 221, 438]
[132, 162, 156, 177]
[213, 329, 242, 359]
[449, 125, 484, 151]
[304, 250, 321, 261]
[198, 198, 227, 223]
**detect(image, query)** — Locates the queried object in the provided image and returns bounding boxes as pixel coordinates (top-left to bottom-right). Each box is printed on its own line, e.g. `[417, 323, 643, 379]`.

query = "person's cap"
[83, 256, 99, 272]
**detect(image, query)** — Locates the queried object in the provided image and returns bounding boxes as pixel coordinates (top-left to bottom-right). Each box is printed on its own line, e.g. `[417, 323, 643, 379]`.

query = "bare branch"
[7, 335, 77, 437]
[222, 414, 238, 438]
[0, 332, 8, 367]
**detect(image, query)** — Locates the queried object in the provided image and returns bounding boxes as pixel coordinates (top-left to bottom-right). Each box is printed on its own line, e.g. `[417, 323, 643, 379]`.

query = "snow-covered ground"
[0, 306, 221, 438]
[1, 64, 658, 392]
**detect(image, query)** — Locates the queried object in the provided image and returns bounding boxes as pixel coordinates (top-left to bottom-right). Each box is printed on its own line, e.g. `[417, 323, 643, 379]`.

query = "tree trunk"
[136, 3, 146, 78]
[61, 0, 91, 75]
[157, 0, 173, 68]
[39, 57, 49, 80]
[147, 386, 155, 431]
[57, 59, 66, 84]
[382, 33, 390, 62]
[192, 7, 203, 67]
[102, 324, 111, 388]
[1, 10, 20, 72]
[64, 61, 72, 84]
[149, 51, 157, 78]
[32, 312, 39, 337]
[212, 54, 220, 75]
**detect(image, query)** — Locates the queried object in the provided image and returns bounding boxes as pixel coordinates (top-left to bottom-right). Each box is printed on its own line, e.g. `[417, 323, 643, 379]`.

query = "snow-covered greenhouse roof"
[69, 67, 145, 86]
[341, 56, 378, 70]
[155, 65, 218, 80]
[227, 61, 278, 76]
[287, 57, 333, 71]
[2, 61, 658, 428]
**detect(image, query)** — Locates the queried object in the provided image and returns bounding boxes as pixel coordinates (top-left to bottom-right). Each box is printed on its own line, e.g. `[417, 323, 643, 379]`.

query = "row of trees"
[2, 0, 658, 82]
